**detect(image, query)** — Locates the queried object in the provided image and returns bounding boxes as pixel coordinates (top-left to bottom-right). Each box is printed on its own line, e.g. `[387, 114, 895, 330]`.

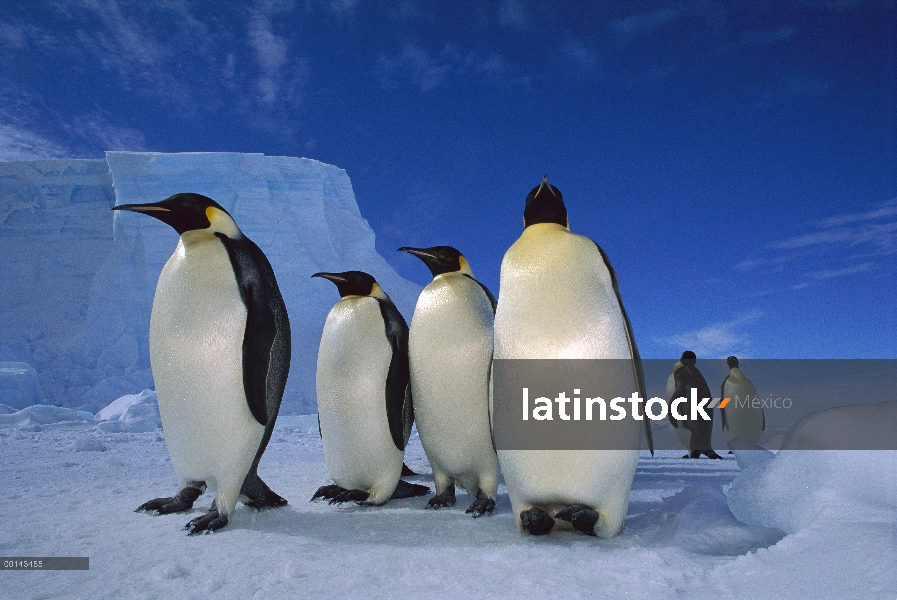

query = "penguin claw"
[311, 484, 346, 502]
[329, 489, 369, 505]
[426, 491, 456, 510]
[184, 508, 228, 535]
[136, 486, 203, 514]
[520, 507, 555, 535]
[465, 497, 495, 518]
[554, 505, 599, 536]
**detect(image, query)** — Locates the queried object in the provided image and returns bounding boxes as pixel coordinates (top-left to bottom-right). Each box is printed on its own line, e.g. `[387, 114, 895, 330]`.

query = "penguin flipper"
[592, 240, 653, 455]
[377, 298, 412, 451]
[462, 273, 497, 313]
[215, 233, 282, 427]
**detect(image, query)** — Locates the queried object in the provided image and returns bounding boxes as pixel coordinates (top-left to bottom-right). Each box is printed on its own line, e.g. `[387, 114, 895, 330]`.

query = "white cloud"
[0, 121, 70, 161]
[247, 13, 291, 104]
[498, 0, 528, 30]
[377, 44, 524, 92]
[658, 312, 763, 357]
[608, 8, 680, 36]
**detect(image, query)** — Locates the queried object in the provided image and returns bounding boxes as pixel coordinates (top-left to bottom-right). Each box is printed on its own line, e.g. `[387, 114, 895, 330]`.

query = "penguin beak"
[397, 247, 436, 260]
[311, 272, 347, 283]
[112, 203, 172, 214]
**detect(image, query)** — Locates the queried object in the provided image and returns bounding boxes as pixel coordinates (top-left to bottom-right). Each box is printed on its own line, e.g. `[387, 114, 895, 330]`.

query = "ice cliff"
[0, 152, 421, 413]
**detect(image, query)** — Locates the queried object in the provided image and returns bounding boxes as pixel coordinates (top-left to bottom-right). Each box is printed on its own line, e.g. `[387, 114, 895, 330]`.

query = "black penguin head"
[112, 193, 240, 237]
[398, 246, 473, 278]
[680, 350, 697, 366]
[312, 271, 383, 298]
[727, 356, 739, 369]
[523, 174, 568, 229]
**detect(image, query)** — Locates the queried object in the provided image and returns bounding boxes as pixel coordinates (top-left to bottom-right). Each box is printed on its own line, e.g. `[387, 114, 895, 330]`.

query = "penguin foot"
[311, 484, 346, 502]
[727, 450, 734, 454]
[329, 489, 370, 505]
[555, 505, 599, 536]
[426, 488, 456, 510]
[703, 449, 723, 460]
[391, 480, 431, 500]
[240, 472, 288, 510]
[136, 486, 203, 514]
[682, 453, 692, 459]
[520, 507, 555, 535]
[401, 462, 418, 476]
[465, 495, 495, 518]
[184, 508, 228, 535]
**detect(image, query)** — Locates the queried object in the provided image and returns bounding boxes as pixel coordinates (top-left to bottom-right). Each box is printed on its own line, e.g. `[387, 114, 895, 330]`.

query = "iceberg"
[0, 152, 421, 413]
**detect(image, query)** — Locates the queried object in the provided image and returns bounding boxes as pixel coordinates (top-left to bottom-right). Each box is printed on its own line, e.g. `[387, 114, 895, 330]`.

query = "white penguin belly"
[150, 237, 264, 494]
[316, 298, 403, 501]
[409, 275, 499, 496]
[493, 225, 640, 537]
[723, 373, 763, 443]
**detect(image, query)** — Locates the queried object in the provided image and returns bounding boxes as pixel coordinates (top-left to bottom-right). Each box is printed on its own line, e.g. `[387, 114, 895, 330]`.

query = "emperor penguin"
[399, 246, 500, 517]
[311, 271, 429, 505]
[117, 193, 290, 535]
[666, 351, 722, 459]
[720, 356, 764, 445]
[493, 175, 653, 537]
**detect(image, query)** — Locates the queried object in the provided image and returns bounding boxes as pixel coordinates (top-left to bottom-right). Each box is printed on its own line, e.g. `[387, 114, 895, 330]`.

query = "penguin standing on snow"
[493, 175, 653, 537]
[667, 351, 722, 459]
[117, 193, 290, 535]
[399, 246, 499, 517]
[720, 356, 764, 445]
[311, 271, 429, 505]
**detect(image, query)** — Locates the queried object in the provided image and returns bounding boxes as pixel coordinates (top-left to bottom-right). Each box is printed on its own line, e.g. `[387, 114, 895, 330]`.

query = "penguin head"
[112, 193, 241, 238]
[680, 350, 697, 366]
[727, 356, 739, 369]
[312, 271, 386, 299]
[398, 246, 474, 278]
[523, 174, 568, 229]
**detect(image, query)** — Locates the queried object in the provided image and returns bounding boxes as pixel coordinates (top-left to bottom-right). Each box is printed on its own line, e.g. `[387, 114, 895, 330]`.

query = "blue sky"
[1, 0, 894, 358]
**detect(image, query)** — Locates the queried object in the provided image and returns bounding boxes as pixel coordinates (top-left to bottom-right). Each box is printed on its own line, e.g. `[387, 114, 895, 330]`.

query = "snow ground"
[0, 413, 894, 599]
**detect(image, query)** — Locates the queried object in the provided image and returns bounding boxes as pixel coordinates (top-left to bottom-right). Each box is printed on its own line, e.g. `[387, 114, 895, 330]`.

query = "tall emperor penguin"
[399, 246, 500, 517]
[117, 193, 291, 535]
[493, 175, 653, 537]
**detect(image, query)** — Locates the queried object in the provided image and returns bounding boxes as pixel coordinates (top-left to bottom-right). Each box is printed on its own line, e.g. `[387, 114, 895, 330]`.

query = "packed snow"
[0, 397, 893, 599]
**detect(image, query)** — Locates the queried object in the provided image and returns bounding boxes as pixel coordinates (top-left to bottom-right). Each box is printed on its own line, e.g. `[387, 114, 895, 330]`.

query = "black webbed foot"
[311, 484, 346, 502]
[521, 507, 555, 535]
[555, 505, 599, 536]
[184, 507, 228, 535]
[703, 449, 723, 459]
[136, 486, 203, 514]
[465, 488, 495, 517]
[241, 472, 288, 510]
[391, 480, 430, 500]
[329, 489, 370, 505]
[426, 485, 456, 510]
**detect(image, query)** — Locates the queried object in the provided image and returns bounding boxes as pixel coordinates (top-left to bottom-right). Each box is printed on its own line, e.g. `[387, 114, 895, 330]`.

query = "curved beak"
[111, 203, 171, 213]
[398, 247, 436, 260]
[311, 272, 346, 283]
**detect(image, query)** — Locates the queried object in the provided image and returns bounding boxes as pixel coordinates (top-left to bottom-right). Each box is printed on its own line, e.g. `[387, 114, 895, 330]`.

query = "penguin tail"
[391, 480, 431, 500]
[400, 462, 418, 476]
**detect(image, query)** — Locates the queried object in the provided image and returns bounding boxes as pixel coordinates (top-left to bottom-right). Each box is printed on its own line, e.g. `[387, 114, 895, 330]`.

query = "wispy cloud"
[247, 12, 291, 104]
[734, 198, 896, 291]
[376, 44, 528, 92]
[0, 121, 70, 161]
[498, 0, 528, 30]
[657, 312, 763, 357]
[608, 8, 680, 37]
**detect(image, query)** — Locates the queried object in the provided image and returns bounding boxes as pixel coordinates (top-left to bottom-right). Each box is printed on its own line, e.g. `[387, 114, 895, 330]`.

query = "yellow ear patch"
[458, 255, 474, 277]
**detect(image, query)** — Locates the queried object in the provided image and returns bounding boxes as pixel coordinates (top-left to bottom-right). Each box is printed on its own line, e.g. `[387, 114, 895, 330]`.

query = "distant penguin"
[666, 351, 722, 459]
[493, 175, 653, 537]
[311, 271, 429, 505]
[720, 356, 764, 445]
[399, 246, 499, 517]
[119, 193, 290, 534]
